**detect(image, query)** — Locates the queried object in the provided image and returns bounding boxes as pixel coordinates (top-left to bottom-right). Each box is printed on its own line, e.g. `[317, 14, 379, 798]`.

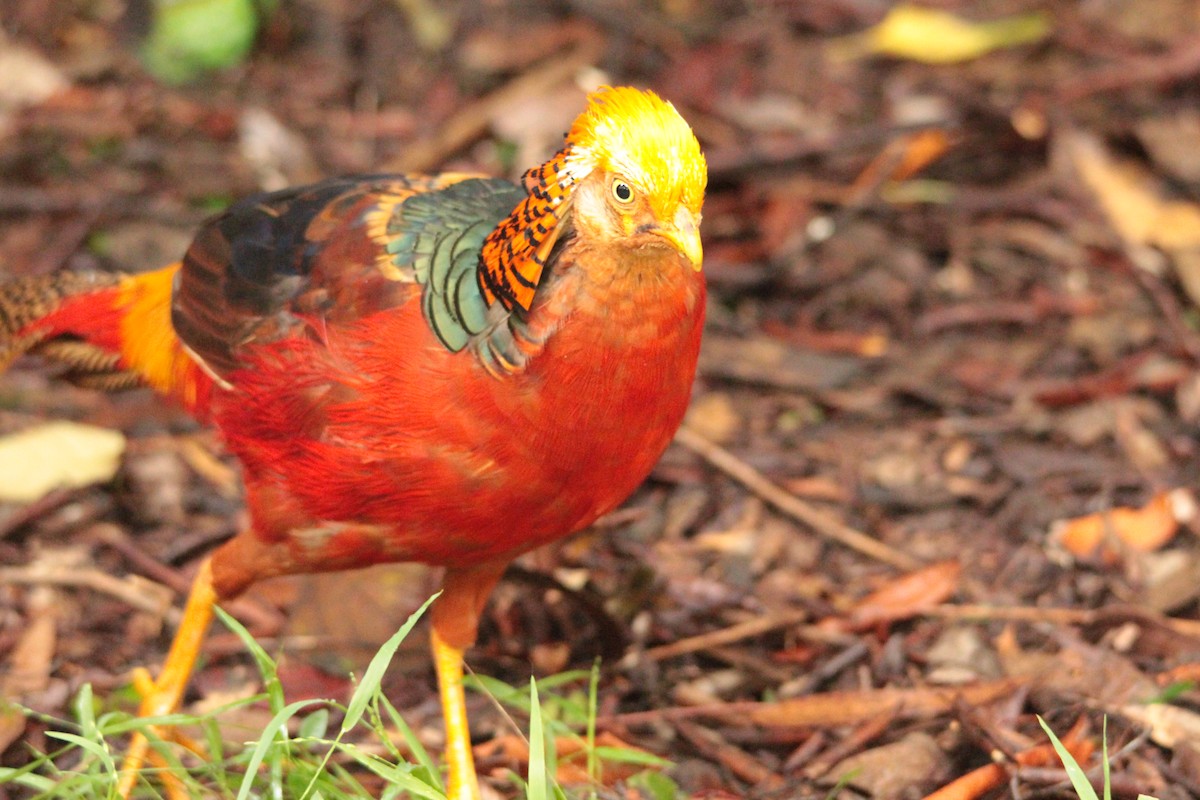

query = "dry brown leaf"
[1066, 131, 1200, 252]
[839, 560, 962, 631]
[746, 678, 1019, 727]
[0, 34, 69, 120]
[920, 720, 1093, 800]
[1052, 489, 1196, 561]
[476, 731, 654, 785]
[683, 391, 741, 445]
[849, 129, 956, 198]
[0, 586, 60, 752]
[825, 732, 951, 799]
[995, 626, 1157, 707]
[1137, 111, 1200, 184]
[1120, 702, 1200, 750]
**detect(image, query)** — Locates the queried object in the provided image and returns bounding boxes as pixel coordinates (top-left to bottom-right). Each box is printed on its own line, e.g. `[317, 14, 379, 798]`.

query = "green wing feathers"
[386, 178, 522, 351]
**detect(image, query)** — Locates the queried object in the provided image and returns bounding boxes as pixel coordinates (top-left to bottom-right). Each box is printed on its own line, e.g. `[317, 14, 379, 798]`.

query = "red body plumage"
[209, 236, 705, 593]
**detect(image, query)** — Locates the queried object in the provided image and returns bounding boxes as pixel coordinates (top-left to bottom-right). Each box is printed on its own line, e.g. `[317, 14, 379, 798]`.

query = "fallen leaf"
[0, 36, 69, 112]
[1121, 702, 1200, 750]
[836, 5, 1050, 65]
[0, 422, 126, 503]
[825, 732, 951, 799]
[995, 627, 1157, 706]
[140, 0, 259, 85]
[746, 678, 1019, 727]
[849, 129, 957, 199]
[0, 586, 59, 752]
[1136, 110, 1200, 184]
[837, 561, 961, 631]
[1052, 489, 1196, 562]
[238, 107, 319, 191]
[1140, 549, 1200, 613]
[921, 721, 1093, 800]
[925, 626, 1002, 684]
[683, 391, 741, 445]
[1068, 132, 1200, 250]
[477, 731, 659, 785]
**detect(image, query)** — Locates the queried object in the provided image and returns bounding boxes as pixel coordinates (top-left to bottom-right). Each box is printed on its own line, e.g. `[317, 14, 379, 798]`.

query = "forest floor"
[3, 1, 1200, 798]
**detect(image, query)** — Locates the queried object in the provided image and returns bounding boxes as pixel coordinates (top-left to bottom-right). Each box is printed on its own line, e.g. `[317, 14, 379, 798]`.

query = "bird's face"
[570, 169, 704, 271]
[564, 87, 707, 273]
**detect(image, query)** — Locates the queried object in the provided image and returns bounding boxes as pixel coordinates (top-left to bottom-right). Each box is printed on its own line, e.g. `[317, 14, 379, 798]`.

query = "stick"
[674, 426, 920, 570]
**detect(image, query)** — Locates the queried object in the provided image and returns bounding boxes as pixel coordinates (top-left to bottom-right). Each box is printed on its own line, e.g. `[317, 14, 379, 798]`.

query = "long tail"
[0, 264, 210, 414]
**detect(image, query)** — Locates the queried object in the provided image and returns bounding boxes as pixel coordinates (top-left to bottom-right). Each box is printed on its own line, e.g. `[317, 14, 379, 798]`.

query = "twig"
[0, 489, 73, 539]
[622, 608, 812, 666]
[674, 425, 920, 570]
[388, 31, 604, 173]
[802, 710, 897, 778]
[88, 524, 285, 635]
[924, 602, 1200, 639]
[1125, 259, 1200, 362]
[1056, 35, 1200, 104]
[0, 564, 178, 624]
[674, 721, 786, 790]
[605, 679, 1020, 730]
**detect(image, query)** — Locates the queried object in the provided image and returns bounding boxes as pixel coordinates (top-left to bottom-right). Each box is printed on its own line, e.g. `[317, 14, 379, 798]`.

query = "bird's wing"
[171, 174, 524, 379]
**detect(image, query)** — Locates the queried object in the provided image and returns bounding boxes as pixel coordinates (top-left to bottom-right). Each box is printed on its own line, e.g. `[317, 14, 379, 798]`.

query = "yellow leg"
[117, 558, 217, 799]
[430, 562, 506, 800]
[432, 626, 480, 800]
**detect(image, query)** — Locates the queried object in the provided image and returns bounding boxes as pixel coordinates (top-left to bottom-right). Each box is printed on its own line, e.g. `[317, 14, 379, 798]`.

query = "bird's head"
[480, 87, 706, 311]
[562, 86, 707, 270]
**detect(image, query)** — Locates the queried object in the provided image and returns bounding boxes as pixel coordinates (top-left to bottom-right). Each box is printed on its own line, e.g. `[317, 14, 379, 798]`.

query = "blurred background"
[3, 1, 1200, 797]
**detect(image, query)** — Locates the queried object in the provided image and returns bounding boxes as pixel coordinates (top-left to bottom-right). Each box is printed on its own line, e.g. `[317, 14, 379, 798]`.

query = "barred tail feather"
[0, 264, 210, 414]
[0, 270, 121, 371]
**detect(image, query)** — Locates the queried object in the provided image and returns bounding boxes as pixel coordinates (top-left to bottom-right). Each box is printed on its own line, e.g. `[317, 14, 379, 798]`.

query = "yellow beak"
[661, 208, 703, 271]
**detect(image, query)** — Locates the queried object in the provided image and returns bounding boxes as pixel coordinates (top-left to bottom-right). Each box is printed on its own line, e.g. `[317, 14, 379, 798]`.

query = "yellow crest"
[565, 86, 707, 216]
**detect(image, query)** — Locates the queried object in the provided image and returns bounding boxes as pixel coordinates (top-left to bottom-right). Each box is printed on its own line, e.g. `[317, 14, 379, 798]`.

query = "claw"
[116, 560, 216, 799]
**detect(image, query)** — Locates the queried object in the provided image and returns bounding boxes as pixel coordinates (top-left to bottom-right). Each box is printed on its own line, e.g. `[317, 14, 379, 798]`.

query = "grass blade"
[342, 591, 439, 734]
[586, 659, 599, 787]
[236, 698, 329, 800]
[528, 677, 548, 800]
[1036, 715, 1099, 800]
[332, 742, 446, 800]
[215, 606, 285, 710]
[379, 693, 442, 790]
[42, 731, 116, 782]
[1102, 716, 1111, 800]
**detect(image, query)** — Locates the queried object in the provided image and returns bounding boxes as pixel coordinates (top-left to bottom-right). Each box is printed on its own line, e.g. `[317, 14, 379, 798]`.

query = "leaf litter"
[3, 0, 1200, 797]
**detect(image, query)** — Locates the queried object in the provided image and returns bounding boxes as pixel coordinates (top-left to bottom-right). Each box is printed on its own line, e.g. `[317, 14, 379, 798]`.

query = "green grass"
[0, 594, 671, 799]
[1038, 715, 1159, 800]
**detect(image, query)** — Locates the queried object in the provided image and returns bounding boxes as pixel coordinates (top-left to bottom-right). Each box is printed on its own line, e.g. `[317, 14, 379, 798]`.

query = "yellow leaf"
[0, 422, 125, 503]
[1067, 132, 1200, 252]
[852, 5, 1050, 65]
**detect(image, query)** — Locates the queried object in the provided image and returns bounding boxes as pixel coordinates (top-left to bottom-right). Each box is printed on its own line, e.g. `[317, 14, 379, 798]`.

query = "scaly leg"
[431, 562, 507, 800]
[117, 558, 217, 799]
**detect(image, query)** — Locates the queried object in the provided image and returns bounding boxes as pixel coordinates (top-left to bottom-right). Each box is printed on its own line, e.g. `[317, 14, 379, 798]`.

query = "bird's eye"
[611, 179, 634, 204]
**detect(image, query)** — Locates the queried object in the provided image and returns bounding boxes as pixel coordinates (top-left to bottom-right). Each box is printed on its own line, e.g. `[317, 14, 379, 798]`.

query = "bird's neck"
[469, 232, 703, 379]
[478, 144, 582, 313]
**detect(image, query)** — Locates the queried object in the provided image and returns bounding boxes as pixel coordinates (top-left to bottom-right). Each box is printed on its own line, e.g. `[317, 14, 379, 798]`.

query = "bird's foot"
[115, 560, 217, 799]
[115, 668, 198, 800]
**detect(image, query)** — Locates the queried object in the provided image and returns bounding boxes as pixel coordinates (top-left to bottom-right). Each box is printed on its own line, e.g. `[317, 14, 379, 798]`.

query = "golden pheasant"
[0, 86, 706, 798]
